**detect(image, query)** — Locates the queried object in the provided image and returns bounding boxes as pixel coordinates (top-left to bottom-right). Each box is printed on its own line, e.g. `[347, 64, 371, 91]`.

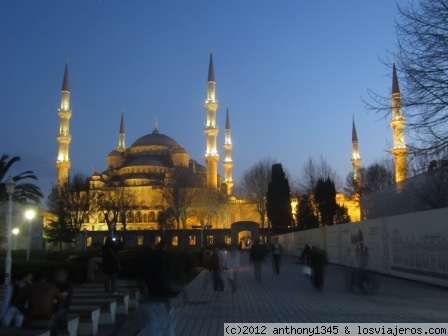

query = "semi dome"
[131, 129, 185, 150]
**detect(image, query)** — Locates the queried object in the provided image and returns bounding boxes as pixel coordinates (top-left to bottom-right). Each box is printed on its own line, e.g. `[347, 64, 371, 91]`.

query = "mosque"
[55, 52, 260, 238]
[53, 51, 407, 245]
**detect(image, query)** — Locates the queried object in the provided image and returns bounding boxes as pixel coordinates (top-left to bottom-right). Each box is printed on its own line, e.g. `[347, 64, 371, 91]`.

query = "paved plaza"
[175, 252, 448, 336]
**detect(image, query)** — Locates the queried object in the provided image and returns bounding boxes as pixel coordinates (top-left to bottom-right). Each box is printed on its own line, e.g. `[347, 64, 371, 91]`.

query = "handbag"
[302, 265, 313, 277]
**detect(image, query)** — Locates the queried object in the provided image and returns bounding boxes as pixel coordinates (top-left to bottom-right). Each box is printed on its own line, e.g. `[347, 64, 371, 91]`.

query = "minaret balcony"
[58, 110, 72, 118]
[57, 135, 72, 144]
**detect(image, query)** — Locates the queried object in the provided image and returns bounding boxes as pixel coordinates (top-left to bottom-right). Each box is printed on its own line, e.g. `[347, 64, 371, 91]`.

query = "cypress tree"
[266, 163, 292, 233]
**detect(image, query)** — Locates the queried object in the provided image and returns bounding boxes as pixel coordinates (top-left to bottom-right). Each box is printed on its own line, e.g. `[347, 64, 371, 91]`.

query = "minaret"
[351, 116, 362, 191]
[390, 61, 408, 183]
[56, 61, 72, 184]
[117, 111, 125, 151]
[223, 107, 234, 195]
[204, 50, 219, 189]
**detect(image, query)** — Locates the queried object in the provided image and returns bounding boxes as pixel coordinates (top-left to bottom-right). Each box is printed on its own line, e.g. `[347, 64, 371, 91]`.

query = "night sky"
[0, 1, 408, 198]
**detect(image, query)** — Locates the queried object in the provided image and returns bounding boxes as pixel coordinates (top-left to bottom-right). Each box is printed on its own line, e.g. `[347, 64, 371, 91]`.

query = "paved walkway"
[176, 252, 448, 336]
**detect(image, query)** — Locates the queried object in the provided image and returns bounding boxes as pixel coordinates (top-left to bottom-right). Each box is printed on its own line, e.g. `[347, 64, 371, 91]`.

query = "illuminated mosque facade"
[54, 52, 407, 235]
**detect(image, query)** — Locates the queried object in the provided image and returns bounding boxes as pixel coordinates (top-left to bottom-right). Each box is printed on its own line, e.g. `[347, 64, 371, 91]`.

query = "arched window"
[143, 213, 148, 223]
[136, 212, 142, 223]
[127, 212, 134, 223]
[149, 211, 156, 222]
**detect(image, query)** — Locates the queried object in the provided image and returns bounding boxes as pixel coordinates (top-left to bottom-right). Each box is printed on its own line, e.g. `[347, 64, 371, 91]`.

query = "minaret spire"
[351, 116, 362, 190]
[390, 61, 408, 183]
[204, 49, 219, 188]
[223, 106, 234, 195]
[118, 110, 125, 151]
[56, 60, 72, 184]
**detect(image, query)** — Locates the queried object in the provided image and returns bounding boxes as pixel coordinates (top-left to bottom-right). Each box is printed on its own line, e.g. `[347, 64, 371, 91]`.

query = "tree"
[196, 187, 229, 228]
[362, 162, 394, 194]
[157, 207, 176, 242]
[413, 165, 448, 209]
[345, 161, 394, 199]
[314, 178, 338, 226]
[96, 184, 136, 233]
[45, 173, 94, 250]
[0, 154, 42, 205]
[368, 0, 448, 157]
[334, 204, 351, 225]
[344, 171, 362, 204]
[45, 202, 78, 251]
[296, 194, 319, 231]
[299, 157, 339, 195]
[241, 158, 274, 228]
[161, 167, 198, 229]
[266, 163, 292, 233]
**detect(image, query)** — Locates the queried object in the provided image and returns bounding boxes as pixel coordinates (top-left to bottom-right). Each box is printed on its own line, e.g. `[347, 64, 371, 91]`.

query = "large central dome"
[131, 129, 184, 149]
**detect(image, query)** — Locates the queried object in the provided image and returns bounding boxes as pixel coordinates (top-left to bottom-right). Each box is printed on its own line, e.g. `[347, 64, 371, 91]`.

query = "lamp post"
[5, 177, 16, 285]
[12, 228, 19, 250]
[25, 209, 35, 261]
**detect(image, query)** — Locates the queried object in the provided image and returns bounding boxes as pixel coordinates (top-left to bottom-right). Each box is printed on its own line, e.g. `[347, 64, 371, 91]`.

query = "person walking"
[102, 237, 122, 294]
[310, 246, 326, 290]
[210, 248, 224, 292]
[227, 245, 241, 293]
[250, 238, 265, 282]
[271, 237, 284, 275]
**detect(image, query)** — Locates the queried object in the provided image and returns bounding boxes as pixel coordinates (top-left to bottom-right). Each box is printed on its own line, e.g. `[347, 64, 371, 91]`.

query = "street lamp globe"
[12, 228, 19, 235]
[25, 209, 35, 221]
[5, 176, 16, 195]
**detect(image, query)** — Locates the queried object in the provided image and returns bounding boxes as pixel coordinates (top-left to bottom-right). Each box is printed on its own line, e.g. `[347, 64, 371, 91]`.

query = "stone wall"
[75, 223, 270, 250]
[276, 207, 448, 287]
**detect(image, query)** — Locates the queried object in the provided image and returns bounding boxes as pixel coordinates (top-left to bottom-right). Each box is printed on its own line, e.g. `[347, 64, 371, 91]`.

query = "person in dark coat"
[102, 237, 122, 294]
[142, 241, 176, 336]
[300, 244, 312, 264]
[271, 237, 284, 275]
[310, 246, 326, 290]
[249, 239, 265, 282]
[15, 271, 65, 336]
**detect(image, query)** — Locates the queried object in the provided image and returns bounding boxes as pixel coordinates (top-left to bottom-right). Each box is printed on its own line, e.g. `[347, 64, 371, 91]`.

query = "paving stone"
[176, 252, 448, 336]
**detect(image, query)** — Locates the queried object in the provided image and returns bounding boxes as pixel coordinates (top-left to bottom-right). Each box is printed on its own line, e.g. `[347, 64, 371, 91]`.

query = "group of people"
[249, 237, 284, 282]
[300, 244, 327, 290]
[207, 245, 241, 293]
[0, 268, 73, 336]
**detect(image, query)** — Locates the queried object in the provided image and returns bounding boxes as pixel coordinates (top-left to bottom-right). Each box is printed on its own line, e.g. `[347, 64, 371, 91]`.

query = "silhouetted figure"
[250, 239, 265, 282]
[355, 237, 370, 293]
[102, 237, 122, 294]
[1, 271, 33, 327]
[209, 248, 224, 292]
[16, 271, 65, 336]
[271, 237, 284, 275]
[228, 246, 240, 293]
[143, 241, 176, 336]
[310, 246, 326, 290]
[300, 244, 311, 265]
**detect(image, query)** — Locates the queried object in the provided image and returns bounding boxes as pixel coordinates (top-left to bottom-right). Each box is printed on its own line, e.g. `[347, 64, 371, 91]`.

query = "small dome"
[131, 129, 185, 149]
[108, 149, 122, 157]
